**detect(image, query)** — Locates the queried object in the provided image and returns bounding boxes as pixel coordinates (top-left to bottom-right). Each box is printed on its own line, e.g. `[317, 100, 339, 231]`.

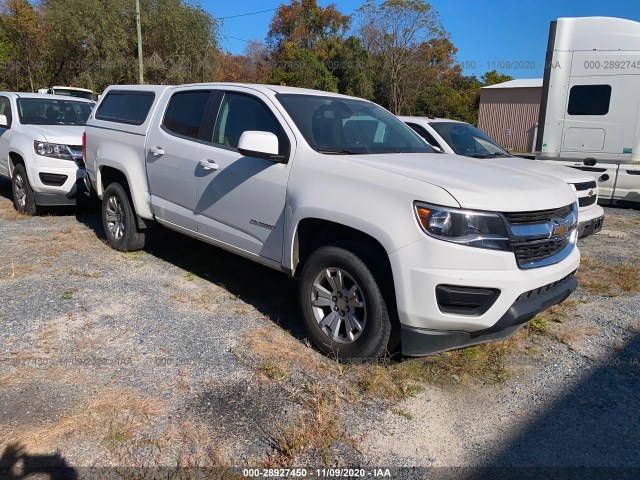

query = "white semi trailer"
[536, 16, 640, 206]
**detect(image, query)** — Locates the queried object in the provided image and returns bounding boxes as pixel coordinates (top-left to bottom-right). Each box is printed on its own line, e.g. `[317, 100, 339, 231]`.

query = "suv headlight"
[34, 141, 74, 160]
[414, 203, 510, 251]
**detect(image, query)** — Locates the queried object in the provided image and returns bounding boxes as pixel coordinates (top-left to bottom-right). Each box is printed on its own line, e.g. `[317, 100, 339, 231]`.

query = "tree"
[0, 0, 47, 91]
[41, 0, 133, 91]
[481, 69, 513, 87]
[266, 0, 350, 91]
[141, 0, 219, 84]
[267, 0, 350, 53]
[357, 0, 445, 114]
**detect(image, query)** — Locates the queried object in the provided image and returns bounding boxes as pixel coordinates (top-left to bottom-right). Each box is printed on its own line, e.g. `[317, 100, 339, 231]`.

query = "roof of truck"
[51, 86, 95, 93]
[0, 92, 95, 103]
[103, 83, 365, 101]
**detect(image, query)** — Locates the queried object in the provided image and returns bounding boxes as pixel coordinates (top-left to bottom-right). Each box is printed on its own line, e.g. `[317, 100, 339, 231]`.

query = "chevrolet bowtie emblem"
[552, 221, 569, 237]
[588, 189, 594, 197]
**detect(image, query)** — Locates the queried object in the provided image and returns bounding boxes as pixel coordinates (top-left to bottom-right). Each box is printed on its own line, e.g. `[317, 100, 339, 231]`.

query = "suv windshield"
[52, 89, 96, 101]
[430, 122, 510, 158]
[17, 98, 94, 126]
[277, 94, 432, 155]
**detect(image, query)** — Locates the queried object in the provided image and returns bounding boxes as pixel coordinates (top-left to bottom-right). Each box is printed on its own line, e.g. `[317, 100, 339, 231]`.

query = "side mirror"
[238, 131, 280, 160]
[0, 115, 8, 127]
[583, 157, 597, 167]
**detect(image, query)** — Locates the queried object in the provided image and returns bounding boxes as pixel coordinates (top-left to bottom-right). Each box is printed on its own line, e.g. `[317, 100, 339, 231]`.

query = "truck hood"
[26, 125, 85, 145]
[348, 153, 577, 212]
[488, 156, 598, 184]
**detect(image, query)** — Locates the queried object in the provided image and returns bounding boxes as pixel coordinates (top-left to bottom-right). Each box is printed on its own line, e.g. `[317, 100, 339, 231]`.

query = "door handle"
[149, 146, 165, 156]
[198, 159, 219, 170]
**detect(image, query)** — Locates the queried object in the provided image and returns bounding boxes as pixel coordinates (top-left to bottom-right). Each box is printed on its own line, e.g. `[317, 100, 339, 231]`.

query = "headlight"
[34, 141, 74, 160]
[414, 203, 510, 251]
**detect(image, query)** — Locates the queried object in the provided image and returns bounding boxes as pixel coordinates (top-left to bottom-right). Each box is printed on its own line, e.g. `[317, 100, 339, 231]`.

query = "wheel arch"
[291, 217, 399, 326]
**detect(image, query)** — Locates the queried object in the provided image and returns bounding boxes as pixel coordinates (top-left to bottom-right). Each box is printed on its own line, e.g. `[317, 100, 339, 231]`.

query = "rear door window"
[162, 90, 212, 140]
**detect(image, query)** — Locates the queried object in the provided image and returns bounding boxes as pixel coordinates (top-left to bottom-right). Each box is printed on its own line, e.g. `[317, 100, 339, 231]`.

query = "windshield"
[17, 98, 94, 125]
[52, 88, 96, 101]
[429, 122, 510, 158]
[276, 94, 432, 155]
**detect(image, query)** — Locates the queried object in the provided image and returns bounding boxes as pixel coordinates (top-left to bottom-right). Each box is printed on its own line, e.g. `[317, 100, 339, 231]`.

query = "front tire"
[299, 245, 392, 362]
[102, 182, 146, 252]
[12, 164, 38, 215]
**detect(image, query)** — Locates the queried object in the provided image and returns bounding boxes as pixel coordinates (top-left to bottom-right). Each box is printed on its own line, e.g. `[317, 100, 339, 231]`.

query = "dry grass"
[0, 198, 28, 221]
[245, 325, 330, 376]
[170, 290, 221, 311]
[543, 299, 582, 324]
[351, 339, 513, 401]
[604, 214, 640, 230]
[257, 360, 289, 381]
[0, 388, 165, 454]
[577, 257, 640, 296]
[265, 382, 342, 467]
[555, 324, 600, 347]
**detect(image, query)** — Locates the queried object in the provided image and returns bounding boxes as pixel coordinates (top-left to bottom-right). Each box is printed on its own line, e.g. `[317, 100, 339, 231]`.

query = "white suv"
[401, 116, 605, 238]
[0, 93, 94, 214]
[85, 84, 580, 361]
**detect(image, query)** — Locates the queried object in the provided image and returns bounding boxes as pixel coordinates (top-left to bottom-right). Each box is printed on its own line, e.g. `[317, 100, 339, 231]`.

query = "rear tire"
[102, 182, 146, 252]
[12, 164, 38, 215]
[299, 245, 392, 362]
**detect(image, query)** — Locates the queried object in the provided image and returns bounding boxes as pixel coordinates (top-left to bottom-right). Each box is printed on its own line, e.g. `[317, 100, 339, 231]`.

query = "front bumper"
[26, 154, 85, 206]
[577, 204, 605, 238]
[389, 234, 580, 355]
[401, 272, 577, 356]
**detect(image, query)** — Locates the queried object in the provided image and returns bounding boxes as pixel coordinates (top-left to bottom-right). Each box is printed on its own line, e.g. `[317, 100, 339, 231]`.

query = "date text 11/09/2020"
[242, 468, 392, 478]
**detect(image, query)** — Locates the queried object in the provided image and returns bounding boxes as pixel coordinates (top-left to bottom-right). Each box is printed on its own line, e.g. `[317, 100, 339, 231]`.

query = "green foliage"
[0, 0, 509, 123]
[482, 69, 514, 86]
[0, 0, 220, 92]
[270, 48, 338, 92]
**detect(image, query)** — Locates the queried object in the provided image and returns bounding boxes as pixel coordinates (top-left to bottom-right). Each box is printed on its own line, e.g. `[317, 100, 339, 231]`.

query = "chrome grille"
[503, 203, 578, 269]
[503, 204, 573, 225]
[571, 180, 597, 191]
[513, 236, 570, 265]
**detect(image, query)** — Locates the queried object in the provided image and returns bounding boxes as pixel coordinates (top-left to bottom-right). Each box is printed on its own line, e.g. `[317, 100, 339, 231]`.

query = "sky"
[202, 0, 640, 80]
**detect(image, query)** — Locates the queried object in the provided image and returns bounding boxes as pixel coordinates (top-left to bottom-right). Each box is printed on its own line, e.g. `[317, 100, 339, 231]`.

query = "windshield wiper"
[317, 148, 356, 155]
[471, 152, 509, 159]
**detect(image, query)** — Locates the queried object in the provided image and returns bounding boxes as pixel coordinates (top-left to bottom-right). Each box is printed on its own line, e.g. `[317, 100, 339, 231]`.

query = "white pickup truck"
[400, 116, 605, 238]
[0, 93, 95, 214]
[85, 83, 580, 361]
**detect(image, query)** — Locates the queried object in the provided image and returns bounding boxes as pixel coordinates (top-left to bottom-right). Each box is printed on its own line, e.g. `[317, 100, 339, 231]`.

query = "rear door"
[0, 95, 15, 177]
[146, 88, 215, 231]
[194, 88, 294, 262]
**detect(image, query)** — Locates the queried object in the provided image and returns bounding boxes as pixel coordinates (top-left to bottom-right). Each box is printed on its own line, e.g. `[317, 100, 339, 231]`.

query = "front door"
[194, 90, 294, 262]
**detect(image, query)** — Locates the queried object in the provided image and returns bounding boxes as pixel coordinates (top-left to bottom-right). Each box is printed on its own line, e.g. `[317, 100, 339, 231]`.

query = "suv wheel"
[12, 164, 38, 215]
[299, 245, 392, 362]
[102, 182, 146, 252]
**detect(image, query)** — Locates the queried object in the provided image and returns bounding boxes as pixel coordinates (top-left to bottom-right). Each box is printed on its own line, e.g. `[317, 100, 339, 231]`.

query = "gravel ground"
[361, 208, 640, 468]
[1, 176, 639, 474]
